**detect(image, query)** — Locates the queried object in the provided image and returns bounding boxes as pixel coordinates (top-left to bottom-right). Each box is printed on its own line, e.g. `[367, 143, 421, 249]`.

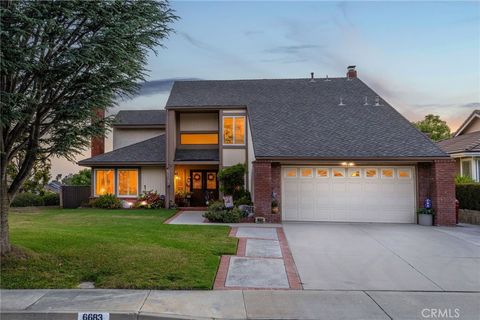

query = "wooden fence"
[61, 185, 91, 209]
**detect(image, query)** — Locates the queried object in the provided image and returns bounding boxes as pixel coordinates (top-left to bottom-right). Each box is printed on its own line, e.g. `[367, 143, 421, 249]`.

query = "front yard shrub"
[136, 190, 165, 209]
[455, 175, 475, 184]
[42, 192, 60, 206]
[456, 183, 480, 211]
[234, 190, 252, 206]
[218, 163, 246, 200]
[91, 194, 122, 209]
[203, 201, 241, 223]
[11, 192, 44, 207]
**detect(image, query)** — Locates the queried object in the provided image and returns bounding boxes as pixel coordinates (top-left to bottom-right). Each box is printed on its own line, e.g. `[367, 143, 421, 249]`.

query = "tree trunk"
[0, 180, 11, 255]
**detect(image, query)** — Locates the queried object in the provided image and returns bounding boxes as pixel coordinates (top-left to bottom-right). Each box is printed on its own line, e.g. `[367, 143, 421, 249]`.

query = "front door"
[190, 170, 218, 206]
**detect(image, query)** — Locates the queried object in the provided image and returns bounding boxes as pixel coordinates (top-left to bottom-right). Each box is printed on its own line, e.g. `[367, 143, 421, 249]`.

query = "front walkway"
[214, 227, 302, 289]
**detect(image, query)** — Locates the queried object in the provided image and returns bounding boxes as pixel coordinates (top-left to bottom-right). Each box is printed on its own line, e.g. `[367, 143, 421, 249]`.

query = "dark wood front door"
[190, 170, 218, 206]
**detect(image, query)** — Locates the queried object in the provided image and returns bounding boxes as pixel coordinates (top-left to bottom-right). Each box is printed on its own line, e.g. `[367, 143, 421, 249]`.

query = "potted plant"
[417, 207, 434, 226]
[271, 199, 279, 214]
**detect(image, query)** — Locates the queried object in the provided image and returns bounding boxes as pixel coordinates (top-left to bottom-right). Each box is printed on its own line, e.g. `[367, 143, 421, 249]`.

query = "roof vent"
[374, 96, 381, 106]
[324, 75, 331, 82]
[339, 97, 345, 106]
[364, 97, 369, 105]
[310, 72, 315, 82]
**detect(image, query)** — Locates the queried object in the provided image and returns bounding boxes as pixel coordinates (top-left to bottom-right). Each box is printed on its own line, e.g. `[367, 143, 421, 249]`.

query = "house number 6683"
[78, 312, 109, 320]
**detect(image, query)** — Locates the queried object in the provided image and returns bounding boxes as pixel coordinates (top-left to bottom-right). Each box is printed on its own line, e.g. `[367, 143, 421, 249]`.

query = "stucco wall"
[113, 128, 165, 150]
[179, 113, 218, 131]
[141, 167, 166, 195]
[461, 117, 480, 134]
[222, 149, 246, 167]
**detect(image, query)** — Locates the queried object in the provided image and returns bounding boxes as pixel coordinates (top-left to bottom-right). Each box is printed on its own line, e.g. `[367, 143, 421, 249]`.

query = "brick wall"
[252, 161, 281, 223]
[417, 160, 456, 226]
[91, 109, 105, 157]
[431, 159, 456, 226]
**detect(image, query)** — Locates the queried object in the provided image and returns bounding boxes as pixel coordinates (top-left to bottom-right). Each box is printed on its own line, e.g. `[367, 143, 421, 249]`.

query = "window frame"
[332, 167, 346, 178]
[223, 116, 246, 146]
[348, 168, 361, 178]
[284, 168, 297, 178]
[94, 168, 116, 197]
[460, 159, 473, 179]
[180, 132, 219, 145]
[397, 168, 412, 179]
[300, 167, 314, 178]
[380, 168, 395, 179]
[116, 168, 140, 198]
[364, 168, 378, 179]
[316, 168, 330, 178]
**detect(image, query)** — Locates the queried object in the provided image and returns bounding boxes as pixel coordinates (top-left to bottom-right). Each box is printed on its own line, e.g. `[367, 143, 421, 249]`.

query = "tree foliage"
[7, 154, 51, 195]
[62, 168, 91, 186]
[413, 114, 451, 141]
[218, 163, 246, 199]
[0, 0, 177, 254]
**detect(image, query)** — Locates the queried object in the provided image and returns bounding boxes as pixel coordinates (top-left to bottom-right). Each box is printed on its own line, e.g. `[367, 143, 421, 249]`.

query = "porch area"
[173, 164, 220, 207]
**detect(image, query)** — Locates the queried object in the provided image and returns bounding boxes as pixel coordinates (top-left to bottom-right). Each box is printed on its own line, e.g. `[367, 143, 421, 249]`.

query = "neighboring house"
[437, 110, 480, 182]
[79, 66, 457, 225]
[45, 181, 62, 194]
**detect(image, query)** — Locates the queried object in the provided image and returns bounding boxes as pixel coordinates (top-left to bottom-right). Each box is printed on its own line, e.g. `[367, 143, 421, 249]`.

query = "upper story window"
[180, 133, 219, 145]
[223, 116, 245, 145]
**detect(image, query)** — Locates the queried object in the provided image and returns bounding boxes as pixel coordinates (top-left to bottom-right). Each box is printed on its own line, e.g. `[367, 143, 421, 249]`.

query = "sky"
[52, 0, 480, 179]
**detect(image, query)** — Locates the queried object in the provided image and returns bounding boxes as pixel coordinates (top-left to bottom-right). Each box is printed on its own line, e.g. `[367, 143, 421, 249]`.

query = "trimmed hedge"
[42, 192, 60, 206]
[456, 183, 480, 211]
[11, 192, 44, 207]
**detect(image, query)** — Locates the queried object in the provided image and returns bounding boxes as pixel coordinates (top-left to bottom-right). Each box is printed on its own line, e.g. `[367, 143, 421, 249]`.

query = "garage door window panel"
[365, 168, 378, 178]
[316, 168, 329, 178]
[285, 168, 297, 178]
[333, 168, 345, 178]
[398, 168, 412, 179]
[381, 168, 394, 179]
[300, 168, 314, 178]
[349, 168, 361, 178]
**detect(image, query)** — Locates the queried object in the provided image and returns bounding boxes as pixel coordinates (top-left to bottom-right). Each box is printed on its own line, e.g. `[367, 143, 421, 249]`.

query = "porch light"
[126, 202, 133, 208]
[140, 201, 147, 206]
[341, 162, 355, 167]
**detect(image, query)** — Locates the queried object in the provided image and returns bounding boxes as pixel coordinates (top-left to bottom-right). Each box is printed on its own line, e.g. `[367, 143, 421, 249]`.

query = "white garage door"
[282, 166, 416, 223]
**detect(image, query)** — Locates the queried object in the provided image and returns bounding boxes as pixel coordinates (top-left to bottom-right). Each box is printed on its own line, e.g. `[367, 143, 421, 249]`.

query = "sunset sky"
[53, 0, 480, 178]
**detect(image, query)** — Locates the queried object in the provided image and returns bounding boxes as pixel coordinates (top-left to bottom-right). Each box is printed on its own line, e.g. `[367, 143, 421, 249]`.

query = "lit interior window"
[118, 169, 138, 196]
[381, 169, 394, 178]
[301, 168, 313, 177]
[316, 168, 329, 177]
[223, 116, 245, 145]
[181, 133, 218, 145]
[398, 169, 412, 178]
[333, 168, 345, 177]
[95, 169, 114, 195]
[365, 168, 377, 178]
[207, 172, 217, 189]
[286, 168, 297, 177]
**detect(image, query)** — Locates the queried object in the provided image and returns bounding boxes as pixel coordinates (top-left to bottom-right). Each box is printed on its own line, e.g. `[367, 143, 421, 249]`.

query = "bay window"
[95, 169, 115, 196]
[117, 169, 138, 197]
[223, 116, 245, 145]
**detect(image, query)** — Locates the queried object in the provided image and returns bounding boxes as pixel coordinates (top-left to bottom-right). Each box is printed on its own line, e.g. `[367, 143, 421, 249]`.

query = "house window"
[398, 168, 412, 179]
[223, 116, 245, 145]
[316, 168, 329, 178]
[349, 168, 361, 178]
[365, 168, 378, 178]
[300, 168, 313, 178]
[381, 168, 394, 179]
[333, 168, 345, 177]
[117, 169, 138, 197]
[180, 133, 218, 145]
[461, 160, 472, 178]
[95, 169, 114, 196]
[285, 168, 297, 178]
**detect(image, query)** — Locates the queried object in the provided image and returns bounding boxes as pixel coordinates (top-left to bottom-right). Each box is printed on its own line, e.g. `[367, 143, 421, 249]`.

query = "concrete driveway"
[284, 223, 480, 291]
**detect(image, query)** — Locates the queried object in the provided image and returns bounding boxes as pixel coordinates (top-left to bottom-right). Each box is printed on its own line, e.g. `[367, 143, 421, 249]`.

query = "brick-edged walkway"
[214, 227, 302, 290]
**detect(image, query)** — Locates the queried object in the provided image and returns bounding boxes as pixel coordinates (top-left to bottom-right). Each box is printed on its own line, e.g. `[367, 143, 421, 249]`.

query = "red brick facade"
[253, 160, 456, 225]
[417, 160, 456, 226]
[91, 109, 105, 157]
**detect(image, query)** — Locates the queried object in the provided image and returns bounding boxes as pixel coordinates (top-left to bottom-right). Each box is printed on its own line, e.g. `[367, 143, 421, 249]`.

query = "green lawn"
[1, 208, 237, 289]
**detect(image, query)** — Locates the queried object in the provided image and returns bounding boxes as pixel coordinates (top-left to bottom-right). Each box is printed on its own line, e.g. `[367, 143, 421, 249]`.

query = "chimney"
[91, 109, 105, 157]
[347, 65, 357, 79]
[310, 72, 315, 82]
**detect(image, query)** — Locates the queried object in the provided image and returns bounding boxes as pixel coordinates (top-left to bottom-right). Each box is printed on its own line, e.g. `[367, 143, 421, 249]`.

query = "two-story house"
[437, 110, 480, 182]
[79, 66, 457, 225]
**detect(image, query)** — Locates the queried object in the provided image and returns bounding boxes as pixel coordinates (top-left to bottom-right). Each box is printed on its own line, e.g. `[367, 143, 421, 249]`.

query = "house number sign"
[78, 312, 109, 320]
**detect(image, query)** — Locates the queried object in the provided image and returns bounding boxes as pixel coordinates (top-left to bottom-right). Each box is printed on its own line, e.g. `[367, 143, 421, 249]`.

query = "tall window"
[223, 116, 245, 145]
[95, 169, 114, 196]
[117, 169, 138, 197]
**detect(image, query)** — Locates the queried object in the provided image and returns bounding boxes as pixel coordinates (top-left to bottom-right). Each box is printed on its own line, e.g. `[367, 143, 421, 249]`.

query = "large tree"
[0, 0, 177, 254]
[413, 114, 452, 141]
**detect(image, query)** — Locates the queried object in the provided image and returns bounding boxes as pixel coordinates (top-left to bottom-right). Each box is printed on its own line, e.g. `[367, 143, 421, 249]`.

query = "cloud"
[460, 102, 480, 109]
[179, 32, 212, 51]
[264, 44, 323, 54]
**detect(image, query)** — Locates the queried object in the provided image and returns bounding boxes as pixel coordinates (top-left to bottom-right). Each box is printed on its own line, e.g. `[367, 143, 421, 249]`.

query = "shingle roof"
[78, 135, 165, 166]
[437, 131, 480, 154]
[113, 110, 166, 127]
[166, 78, 448, 159]
[454, 109, 480, 136]
[175, 149, 219, 161]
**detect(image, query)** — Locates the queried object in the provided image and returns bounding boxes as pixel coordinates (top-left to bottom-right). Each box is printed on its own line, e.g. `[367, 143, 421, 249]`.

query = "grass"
[1, 208, 237, 289]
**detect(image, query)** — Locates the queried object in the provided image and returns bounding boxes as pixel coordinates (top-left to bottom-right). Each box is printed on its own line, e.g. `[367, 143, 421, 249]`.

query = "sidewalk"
[1, 289, 479, 320]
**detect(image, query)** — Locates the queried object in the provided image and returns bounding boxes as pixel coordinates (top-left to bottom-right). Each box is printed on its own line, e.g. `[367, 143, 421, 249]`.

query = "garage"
[282, 166, 416, 223]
